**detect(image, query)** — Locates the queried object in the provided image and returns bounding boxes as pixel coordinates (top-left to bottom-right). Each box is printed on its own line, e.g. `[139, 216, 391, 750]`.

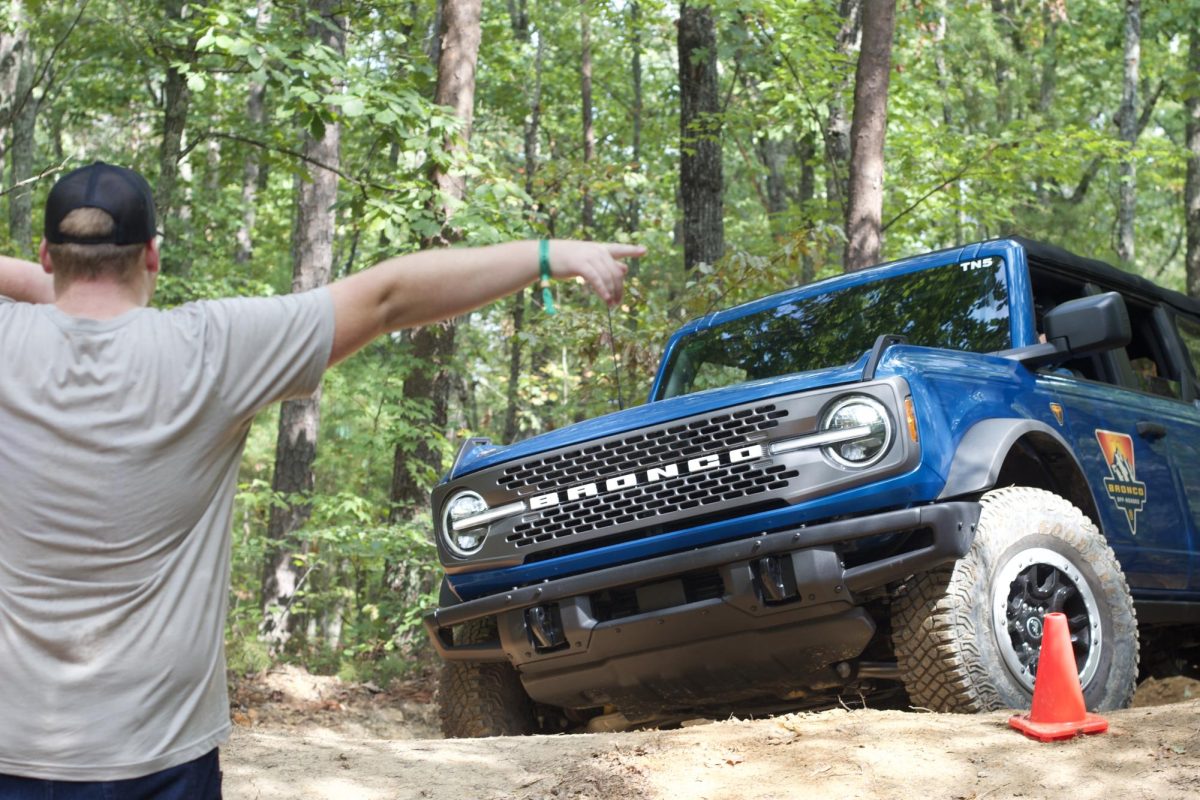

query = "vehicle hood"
[450, 359, 869, 478]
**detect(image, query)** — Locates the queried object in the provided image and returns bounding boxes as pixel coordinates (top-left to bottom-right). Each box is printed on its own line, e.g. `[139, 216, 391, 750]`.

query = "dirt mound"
[1132, 675, 1200, 707]
[223, 671, 1200, 800]
[224, 700, 1200, 800]
[228, 664, 438, 740]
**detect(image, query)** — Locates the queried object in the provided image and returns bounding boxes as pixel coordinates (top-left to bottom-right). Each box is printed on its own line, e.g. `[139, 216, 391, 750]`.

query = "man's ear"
[39, 239, 53, 274]
[145, 239, 160, 274]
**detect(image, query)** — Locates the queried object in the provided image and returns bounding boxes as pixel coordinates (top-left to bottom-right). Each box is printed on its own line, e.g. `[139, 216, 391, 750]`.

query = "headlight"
[819, 395, 892, 468]
[443, 491, 489, 556]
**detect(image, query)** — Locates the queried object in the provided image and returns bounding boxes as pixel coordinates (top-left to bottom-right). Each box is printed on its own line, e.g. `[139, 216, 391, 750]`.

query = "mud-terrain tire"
[437, 618, 539, 737]
[892, 486, 1138, 712]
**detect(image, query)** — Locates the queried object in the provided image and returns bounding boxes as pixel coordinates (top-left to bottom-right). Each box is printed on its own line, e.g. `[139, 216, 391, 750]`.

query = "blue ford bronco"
[424, 237, 1200, 736]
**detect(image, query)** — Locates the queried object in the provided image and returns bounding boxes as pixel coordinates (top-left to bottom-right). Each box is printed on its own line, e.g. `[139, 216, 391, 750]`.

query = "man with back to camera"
[0, 161, 644, 797]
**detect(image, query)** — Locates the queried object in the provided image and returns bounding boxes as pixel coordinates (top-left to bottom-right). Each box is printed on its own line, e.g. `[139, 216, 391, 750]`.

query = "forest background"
[2, 0, 1198, 684]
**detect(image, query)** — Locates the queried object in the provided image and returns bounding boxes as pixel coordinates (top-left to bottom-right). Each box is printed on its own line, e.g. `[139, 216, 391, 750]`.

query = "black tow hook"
[755, 555, 799, 603]
[525, 603, 568, 652]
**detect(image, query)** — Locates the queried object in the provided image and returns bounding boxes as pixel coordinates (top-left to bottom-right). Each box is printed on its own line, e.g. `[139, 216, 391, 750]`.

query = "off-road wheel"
[892, 486, 1138, 712]
[436, 617, 540, 737]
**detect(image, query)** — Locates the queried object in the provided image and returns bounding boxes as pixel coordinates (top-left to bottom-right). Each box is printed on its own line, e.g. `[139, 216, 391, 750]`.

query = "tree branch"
[0, 159, 69, 198]
[4, 0, 90, 126]
[882, 143, 1014, 233]
[184, 130, 393, 193]
[730, 131, 771, 213]
[1063, 79, 1164, 205]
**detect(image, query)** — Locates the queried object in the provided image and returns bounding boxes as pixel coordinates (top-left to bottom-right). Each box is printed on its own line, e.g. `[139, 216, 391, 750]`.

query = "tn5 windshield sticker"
[1095, 429, 1147, 535]
[957, 256, 1000, 271]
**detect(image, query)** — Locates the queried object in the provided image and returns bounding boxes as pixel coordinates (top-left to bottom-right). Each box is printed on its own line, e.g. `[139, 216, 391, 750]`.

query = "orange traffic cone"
[1008, 611, 1108, 742]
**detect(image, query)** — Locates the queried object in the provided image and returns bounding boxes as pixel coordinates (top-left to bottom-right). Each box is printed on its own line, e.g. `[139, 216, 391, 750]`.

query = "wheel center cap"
[1026, 616, 1043, 639]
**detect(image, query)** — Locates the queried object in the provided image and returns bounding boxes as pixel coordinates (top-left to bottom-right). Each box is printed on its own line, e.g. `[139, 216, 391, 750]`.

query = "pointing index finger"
[605, 243, 647, 260]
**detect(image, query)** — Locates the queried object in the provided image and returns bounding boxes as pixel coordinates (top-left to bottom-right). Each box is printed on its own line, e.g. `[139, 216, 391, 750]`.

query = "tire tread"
[893, 487, 1138, 712]
[436, 618, 539, 738]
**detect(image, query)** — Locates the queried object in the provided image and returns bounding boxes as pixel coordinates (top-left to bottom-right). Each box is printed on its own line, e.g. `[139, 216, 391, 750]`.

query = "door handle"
[1136, 421, 1167, 441]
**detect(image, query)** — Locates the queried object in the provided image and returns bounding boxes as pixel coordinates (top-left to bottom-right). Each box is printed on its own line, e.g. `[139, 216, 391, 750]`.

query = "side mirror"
[1005, 292, 1131, 368]
[1044, 292, 1131, 355]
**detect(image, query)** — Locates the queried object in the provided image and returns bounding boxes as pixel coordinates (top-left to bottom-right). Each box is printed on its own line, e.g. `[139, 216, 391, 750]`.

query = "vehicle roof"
[1013, 236, 1200, 317]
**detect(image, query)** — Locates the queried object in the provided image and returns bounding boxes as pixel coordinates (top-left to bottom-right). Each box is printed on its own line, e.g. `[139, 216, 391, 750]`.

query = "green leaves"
[14, 0, 1194, 679]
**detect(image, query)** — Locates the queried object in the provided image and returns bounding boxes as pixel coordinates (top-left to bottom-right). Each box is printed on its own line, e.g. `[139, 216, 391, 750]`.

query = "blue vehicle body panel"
[1041, 375, 1198, 593]
[446, 346, 1074, 599]
[441, 237, 1200, 604]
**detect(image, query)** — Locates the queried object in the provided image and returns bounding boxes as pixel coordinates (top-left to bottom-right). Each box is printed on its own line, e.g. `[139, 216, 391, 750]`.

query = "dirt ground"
[222, 667, 1200, 800]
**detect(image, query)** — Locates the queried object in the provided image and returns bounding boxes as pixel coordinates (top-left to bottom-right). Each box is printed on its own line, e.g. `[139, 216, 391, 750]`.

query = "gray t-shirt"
[0, 289, 334, 780]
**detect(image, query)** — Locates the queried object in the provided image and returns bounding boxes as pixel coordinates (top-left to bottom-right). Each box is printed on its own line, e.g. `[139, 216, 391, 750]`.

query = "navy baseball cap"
[44, 161, 157, 245]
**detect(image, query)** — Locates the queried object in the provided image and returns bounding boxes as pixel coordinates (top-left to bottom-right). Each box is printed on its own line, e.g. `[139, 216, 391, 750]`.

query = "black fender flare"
[936, 418, 1085, 501]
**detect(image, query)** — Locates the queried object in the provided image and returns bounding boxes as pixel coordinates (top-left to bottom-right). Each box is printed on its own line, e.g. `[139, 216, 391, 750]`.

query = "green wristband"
[538, 239, 556, 315]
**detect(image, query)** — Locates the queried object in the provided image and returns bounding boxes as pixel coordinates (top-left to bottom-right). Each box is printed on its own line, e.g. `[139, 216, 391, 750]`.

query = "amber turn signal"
[904, 396, 919, 443]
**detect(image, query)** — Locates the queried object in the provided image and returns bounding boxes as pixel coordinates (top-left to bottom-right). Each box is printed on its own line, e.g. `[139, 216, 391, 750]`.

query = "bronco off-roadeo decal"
[1095, 429, 1147, 535]
[528, 444, 766, 511]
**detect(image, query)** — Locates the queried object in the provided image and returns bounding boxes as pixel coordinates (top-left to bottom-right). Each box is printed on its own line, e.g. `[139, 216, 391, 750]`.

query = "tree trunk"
[843, 0, 895, 272]
[581, 0, 596, 234]
[1036, 3, 1059, 117]
[389, 0, 481, 516]
[157, 0, 193, 264]
[1116, 0, 1140, 264]
[503, 8, 541, 445]
[629, 1, 643, 240]
[524, 34, 544, 203]
[756, 137, 788, 241]
[1186, 27, 1200, 298]
[0, 4, 18, 192]
[426, 0, 481, 235]
[261, 0, 345, 651]
[926, 3, 964, 242]
[425, 0, 444, 64]
[797, 132, 816, 283]
[678, 1, 724, 270]
[6, 5, 35, 254]
[824, 0, 861, 215]
[933, 8, 952, 127]
[502, 289, 525, 443]
[737, 71, 788, 242]
[506, 0, 527, 35]
[235, 0, 271, 264]
[990, 0, 1013, 124]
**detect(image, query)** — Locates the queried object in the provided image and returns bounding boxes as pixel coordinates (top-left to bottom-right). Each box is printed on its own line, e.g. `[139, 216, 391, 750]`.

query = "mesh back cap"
[44, 162, 157, 245]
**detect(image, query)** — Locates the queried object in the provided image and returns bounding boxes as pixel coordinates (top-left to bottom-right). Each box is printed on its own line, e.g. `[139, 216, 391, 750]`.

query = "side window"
[1175, 314, 1200, 393]
[1029, 267, 1186, 400]
[1028, 269, 1104, 382]
[1121, 300, 1182, 400]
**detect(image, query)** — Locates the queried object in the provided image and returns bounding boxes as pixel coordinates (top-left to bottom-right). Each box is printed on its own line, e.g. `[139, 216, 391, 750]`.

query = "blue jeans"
[0, 749, 221, 799]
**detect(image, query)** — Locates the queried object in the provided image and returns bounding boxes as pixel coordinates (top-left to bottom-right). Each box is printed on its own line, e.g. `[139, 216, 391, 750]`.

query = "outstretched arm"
[326, 239, 644, 366]
[0, 255, 54, 303]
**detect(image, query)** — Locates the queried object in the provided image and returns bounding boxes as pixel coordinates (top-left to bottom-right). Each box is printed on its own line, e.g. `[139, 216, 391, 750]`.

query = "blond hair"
[46, 208, 146, 284]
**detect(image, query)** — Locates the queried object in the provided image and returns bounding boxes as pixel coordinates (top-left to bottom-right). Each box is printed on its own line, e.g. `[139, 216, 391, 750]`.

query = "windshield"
[658, 256, 1010, 399]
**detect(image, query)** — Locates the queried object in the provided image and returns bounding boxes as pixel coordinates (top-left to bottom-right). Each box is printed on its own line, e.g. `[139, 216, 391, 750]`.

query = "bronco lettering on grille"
[527, 444, 765, 511]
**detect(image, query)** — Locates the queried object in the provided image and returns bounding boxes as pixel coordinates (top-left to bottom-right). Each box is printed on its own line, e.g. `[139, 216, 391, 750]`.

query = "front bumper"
[424, 501, 979, 713]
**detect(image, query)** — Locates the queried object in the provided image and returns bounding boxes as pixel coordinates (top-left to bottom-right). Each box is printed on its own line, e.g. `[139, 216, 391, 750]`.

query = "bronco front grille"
[498, 404, 788, 494]
[506, 461, 800, 548]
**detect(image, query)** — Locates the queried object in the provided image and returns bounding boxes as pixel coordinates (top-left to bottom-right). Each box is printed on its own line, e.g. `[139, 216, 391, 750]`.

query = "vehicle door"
[1165, 312, 1200, 593]
[1031, 275, 1195, 595]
